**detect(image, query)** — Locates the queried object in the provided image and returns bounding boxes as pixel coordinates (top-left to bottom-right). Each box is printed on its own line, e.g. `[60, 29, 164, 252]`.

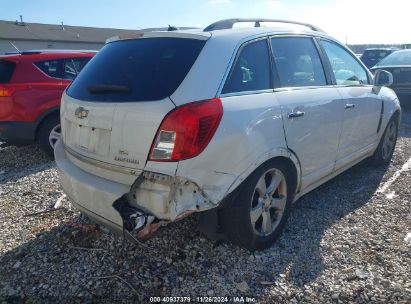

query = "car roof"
[204, 26, 331, 39]
[0, 51, 95, 61]
[364, 47, 399, 51]
[109, 25, 338, 48]
[386, 49, 411, 54]
[370, 49, 411, 69]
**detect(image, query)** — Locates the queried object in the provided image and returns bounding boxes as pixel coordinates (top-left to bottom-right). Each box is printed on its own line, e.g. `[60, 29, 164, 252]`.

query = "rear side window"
[320, 40, 369, 85]
[64, 59, 77, 80]
[271, 37, 326, 88]
[35, 59, 64, 78]
[72, 58, 90, 73]
[222, 39, 271, 94]
[63, 58, 91, 80]
[67, 38, 206, 102]
[0, 60, 16, 83]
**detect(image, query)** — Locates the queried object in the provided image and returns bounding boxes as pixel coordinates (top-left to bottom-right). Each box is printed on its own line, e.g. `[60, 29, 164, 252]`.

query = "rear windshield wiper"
[87, 84, 130, 94]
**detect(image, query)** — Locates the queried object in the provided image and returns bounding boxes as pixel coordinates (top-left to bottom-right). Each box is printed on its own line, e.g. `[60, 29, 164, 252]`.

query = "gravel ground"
[1, 111, 411, 303]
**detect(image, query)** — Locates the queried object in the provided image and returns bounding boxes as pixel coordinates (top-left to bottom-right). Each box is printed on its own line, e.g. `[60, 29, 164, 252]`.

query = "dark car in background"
[0, 50, 94, 156]
[371, 49, 411, 105]
[360, 48, 399, 68]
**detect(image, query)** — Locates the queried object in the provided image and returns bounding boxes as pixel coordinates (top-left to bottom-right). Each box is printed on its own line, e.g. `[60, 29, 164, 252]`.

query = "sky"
[0, 0, 409, 44]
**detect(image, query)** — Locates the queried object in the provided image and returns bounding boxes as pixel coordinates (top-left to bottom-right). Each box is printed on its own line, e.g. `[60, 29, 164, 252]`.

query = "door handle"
[345, 103, 355, 109]
[288, 111, 305, 119]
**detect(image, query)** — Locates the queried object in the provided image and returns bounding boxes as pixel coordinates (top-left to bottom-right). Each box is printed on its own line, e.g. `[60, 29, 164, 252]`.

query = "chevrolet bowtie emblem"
[75, 107, 89, 119]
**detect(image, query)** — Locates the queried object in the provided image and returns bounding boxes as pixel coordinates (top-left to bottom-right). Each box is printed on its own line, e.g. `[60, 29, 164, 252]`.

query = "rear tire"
[220, 159, 295, 251]
[371, 114, 399, 166]
[38, 115, 61, 159]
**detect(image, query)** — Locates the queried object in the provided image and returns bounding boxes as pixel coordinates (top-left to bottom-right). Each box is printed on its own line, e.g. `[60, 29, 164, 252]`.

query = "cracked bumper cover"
[55, 140, 218, 235]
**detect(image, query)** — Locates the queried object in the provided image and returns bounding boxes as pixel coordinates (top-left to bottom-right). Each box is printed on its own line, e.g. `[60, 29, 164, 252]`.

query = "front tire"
[220, 159, 294, 251]
[371, 114, 399, 165]
[38, 115, 61, 158]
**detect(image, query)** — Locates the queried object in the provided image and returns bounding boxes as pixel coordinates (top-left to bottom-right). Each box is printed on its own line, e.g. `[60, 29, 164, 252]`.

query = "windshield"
[376, 50, 411, 66]
[66, 38, 205, 102]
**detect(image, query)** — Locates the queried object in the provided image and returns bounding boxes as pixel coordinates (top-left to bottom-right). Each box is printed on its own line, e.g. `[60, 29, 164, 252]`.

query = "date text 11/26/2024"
[149, 296, 257, 303]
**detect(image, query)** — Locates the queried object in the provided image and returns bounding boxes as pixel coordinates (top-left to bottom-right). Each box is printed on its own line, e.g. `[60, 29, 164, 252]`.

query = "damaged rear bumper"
[55, 140, 218, 238]
[55, 140, 128, 231]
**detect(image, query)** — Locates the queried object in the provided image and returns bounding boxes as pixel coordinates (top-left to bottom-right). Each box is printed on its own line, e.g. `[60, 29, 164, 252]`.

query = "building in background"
[0, 18, 141, 54]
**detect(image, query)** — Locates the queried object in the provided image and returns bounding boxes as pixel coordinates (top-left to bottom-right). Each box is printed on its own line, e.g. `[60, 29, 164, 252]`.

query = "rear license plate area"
[65, 120, 111, 156]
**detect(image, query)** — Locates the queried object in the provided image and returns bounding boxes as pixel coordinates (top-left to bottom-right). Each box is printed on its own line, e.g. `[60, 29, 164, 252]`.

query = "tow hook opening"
[112, 196, 166, 240]
[113, 197, 153, 232]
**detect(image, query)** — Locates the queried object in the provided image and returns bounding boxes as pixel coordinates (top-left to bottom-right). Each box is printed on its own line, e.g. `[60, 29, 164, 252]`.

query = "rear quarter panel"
[11, 83, 63, 121]
[175, 92, 289, 203]
[5, 58, 63, 122]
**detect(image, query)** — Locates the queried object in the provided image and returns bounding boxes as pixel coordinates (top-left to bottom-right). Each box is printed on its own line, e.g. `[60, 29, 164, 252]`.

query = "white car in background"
[55, 19, 401, 251]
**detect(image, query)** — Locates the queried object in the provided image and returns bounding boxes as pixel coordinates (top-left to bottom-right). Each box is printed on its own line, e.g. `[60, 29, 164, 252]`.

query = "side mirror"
[373, 69, 393, 87]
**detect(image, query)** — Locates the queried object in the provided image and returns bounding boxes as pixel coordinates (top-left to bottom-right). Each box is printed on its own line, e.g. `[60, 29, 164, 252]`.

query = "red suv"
[0, 50, 95, 157]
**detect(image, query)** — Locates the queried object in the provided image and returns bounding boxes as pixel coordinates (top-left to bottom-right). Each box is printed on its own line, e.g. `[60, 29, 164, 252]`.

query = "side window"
[34, 59, 64, 78]
[72, 57, 91, 74]
[64, 59, 77, 80]
[63, 58, 91, 80]
[222, 39, 271, 94]
[320, 40, 369, 85]
[271, 37, 327, 88]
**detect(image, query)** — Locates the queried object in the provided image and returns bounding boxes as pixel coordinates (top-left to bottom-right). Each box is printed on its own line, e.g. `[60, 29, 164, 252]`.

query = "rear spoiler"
[105, 31, 211, 44]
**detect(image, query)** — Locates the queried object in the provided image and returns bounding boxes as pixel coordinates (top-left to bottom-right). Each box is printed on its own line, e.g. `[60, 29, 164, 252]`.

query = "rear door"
[319, 39, 381, 170]
[62, 37, 207, 171]
[29, 59, 64, 115]
[270, 36, 344, 189]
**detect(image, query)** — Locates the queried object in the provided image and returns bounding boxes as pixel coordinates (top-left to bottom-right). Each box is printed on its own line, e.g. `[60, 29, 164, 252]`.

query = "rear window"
[0, 60, 16, 83]
[67, 38, 206, 102]
[362, 50, 390, 60]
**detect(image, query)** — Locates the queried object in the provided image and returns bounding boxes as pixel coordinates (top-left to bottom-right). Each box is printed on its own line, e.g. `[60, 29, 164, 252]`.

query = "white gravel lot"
[1, 111, 411, 303]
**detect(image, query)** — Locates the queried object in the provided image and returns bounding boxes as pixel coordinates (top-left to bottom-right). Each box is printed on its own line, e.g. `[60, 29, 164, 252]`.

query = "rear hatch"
[62, 35, 208, 171]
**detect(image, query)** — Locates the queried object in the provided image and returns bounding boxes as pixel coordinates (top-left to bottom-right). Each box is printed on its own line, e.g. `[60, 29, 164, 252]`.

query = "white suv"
[55, 19, 401, 250]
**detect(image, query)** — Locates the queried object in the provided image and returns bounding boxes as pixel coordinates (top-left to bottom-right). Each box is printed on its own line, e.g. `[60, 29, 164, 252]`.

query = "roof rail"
[5, 49, 98, 55]
[203, 18, 325, 33]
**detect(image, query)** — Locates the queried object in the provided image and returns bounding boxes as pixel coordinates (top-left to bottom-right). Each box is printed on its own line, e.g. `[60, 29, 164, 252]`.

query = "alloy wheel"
[382, 120, 397, 161]
[250, 168, 287, 236]
[49, 124, 61, 149]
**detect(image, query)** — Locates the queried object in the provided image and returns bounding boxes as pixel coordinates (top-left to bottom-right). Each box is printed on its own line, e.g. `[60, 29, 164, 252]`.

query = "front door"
[319, 39, 382, 170]
[270, 37, 345, 189]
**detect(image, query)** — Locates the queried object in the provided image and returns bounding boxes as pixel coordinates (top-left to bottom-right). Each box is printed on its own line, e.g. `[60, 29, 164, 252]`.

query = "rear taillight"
[0, 85, 13, 97]
[0, 84, 28, 97]
[149, 98, 223, 161]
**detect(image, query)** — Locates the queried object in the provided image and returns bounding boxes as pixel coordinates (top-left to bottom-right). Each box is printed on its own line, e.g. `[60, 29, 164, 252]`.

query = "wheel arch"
[34, 107, 60, 141]
[224, 147, 302, 202]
